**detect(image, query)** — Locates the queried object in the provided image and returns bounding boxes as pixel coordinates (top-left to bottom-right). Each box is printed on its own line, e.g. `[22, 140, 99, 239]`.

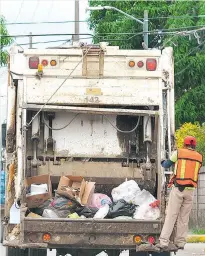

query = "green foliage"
[175, 122, 205, 164]
[0, 16, 12, 66]
[88, 1, 205, 127]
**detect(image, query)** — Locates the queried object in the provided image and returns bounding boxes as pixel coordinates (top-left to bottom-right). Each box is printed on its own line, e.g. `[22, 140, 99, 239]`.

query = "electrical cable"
[5, 15, 205, 26]
[42, 113, 79, 130]
[3, 25, 205, 39]
[104, 115, 141, 134]
[30, 0, 40, 23]
[5, 20, 88, 25]
[26, 45, 94, 127]
[46, 0, 54, 21]
[13, 0, 25, 23]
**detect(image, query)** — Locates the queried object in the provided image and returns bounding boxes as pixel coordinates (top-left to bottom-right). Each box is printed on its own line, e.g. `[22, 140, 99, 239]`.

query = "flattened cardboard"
[57, 176, 95, 205]
[81, 182, 95, 206]
[25, 175, 52, 208]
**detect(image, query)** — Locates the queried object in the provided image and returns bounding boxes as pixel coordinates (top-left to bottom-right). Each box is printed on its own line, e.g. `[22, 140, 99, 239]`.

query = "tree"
[88, 1, 205, 127]
[175, 122, 205, 164]
[0, 16, 12, 66]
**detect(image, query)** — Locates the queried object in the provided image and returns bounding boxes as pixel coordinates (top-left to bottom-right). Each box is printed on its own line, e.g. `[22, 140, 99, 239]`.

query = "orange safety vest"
[175, 148, 203, 187]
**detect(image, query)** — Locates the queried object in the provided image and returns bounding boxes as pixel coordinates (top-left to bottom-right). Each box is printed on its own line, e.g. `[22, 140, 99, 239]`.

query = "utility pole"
[143, 10, 149, 48]
[73, 0, 79, 42]
[29, 32, 33, 49]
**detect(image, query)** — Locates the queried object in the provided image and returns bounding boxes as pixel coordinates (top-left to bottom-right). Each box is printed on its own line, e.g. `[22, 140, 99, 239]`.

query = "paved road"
[1, 243, 205, 255]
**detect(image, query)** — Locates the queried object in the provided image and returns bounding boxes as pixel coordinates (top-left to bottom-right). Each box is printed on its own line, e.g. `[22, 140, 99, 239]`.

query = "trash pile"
[24, 175, 160, 220]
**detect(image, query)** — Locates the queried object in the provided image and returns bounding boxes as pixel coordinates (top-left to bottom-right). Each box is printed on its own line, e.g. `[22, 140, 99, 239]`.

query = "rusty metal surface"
[21, 218, 162, 249]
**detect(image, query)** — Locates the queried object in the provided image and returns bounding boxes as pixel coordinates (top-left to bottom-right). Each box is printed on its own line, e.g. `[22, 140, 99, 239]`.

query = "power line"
[5, 21, 87, 25]
[46, 0, 54, 21]
[13, 0, 25, 23]
[30, 0, 40, 22]
[148, 14, 205, 20]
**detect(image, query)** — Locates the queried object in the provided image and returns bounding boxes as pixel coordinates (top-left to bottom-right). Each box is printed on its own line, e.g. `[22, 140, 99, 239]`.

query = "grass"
[192, 229, 205, 235]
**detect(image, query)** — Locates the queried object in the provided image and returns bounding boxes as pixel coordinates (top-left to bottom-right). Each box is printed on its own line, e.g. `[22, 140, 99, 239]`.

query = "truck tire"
[6, 248, 28, 256]
[28, 249, 47, 256]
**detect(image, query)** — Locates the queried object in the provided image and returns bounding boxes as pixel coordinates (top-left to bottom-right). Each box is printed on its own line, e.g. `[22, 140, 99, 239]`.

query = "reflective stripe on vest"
[175, 148, 203, 187]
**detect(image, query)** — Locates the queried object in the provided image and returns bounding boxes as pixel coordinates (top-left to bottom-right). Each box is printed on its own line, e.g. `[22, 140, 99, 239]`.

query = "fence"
[189, 167, 205, 229]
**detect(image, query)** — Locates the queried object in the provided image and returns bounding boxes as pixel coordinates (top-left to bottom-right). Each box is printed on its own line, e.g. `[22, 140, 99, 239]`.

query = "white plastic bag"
[133, 204, 160, 220]
[93, 204, 109, 219]
[133, 189, 156, 206]
[42, 209, 59, 218]
[111, 180, 141, 204]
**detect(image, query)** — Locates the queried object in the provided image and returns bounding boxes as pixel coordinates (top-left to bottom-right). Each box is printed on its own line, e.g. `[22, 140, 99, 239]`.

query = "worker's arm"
[161, 150, 178, 168]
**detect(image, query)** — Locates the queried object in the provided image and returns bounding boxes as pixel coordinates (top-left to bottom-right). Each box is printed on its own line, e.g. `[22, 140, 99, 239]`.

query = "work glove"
[161, 159, 166, 165]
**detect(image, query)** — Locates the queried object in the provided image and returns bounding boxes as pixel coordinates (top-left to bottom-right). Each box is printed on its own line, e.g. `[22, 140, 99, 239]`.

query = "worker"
[156, 136, 203, 251]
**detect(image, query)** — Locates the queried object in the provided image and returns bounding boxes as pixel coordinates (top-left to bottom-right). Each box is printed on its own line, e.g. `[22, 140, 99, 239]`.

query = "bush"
[175, 123, 205, 165]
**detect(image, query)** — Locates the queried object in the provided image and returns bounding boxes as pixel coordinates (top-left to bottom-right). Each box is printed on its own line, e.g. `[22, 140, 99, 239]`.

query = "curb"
[187, 235, 205, 243]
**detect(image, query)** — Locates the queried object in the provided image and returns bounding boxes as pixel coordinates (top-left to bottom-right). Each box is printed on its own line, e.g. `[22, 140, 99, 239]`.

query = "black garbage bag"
[107, 199, 136, 218]
[75, 206, 98, 218]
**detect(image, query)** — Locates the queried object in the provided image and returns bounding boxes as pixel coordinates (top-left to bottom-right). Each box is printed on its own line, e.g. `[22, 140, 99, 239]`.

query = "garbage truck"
[2, 42, 175, 256]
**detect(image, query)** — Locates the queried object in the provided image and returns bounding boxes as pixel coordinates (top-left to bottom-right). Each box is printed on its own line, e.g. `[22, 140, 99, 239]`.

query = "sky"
[0, 0, 92, 49]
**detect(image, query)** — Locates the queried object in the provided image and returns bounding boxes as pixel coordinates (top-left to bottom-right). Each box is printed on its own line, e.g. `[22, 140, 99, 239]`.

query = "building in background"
[0, 67, 7, 206]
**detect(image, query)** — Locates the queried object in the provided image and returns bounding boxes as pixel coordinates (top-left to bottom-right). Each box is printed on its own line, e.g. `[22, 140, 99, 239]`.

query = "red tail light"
[146, 59, 157, 71]
[29, 57, 39, 69]
[148, 236, 155, 244]
[137, 61, 144, 68]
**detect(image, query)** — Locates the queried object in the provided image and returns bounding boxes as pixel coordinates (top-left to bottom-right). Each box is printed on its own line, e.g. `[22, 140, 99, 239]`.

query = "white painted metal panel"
[25, 77, 160, 105]
[51, 112, 123, 157]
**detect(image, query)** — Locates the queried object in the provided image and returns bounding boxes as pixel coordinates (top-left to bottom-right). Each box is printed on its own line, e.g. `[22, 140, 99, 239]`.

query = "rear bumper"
[7, 218, 163, 250]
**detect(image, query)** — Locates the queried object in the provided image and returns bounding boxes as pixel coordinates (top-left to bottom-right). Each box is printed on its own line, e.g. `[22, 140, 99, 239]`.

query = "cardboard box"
[25, 175, 52, 208]
[57, 176, 95, 206]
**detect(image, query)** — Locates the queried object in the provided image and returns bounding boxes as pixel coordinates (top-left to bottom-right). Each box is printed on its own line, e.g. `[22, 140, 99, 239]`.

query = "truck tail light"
[43, 233, 51, 242]
[134, 235, 142, 244]
[148, 236, 155, 244]
[50, 60, 57, 66]
[146, 59, 157, 71]
[137, 61, 144, 68]
[41, 59, 48, 66]
[29, 57, 39, 69]
[129, 60, 135, 67]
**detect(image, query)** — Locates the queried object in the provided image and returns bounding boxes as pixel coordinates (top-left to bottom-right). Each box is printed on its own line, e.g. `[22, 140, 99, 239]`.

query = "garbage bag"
[132, 189, 156, 206]
[67, 213, 80, 219]
[89, 193, 112, 209]
[75, 206, 98, 218]
[111, 180, 141, 204]
[93, 204, 110, 219]
[107, 199, 136, 218]
[46, 194, 80, 218]
[31, 199, 53, 216]
[42, 209, 59, 218]
[114, 216, 133, 220]
[50, 195, 78, 210]
[133, 203, 160, 220]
